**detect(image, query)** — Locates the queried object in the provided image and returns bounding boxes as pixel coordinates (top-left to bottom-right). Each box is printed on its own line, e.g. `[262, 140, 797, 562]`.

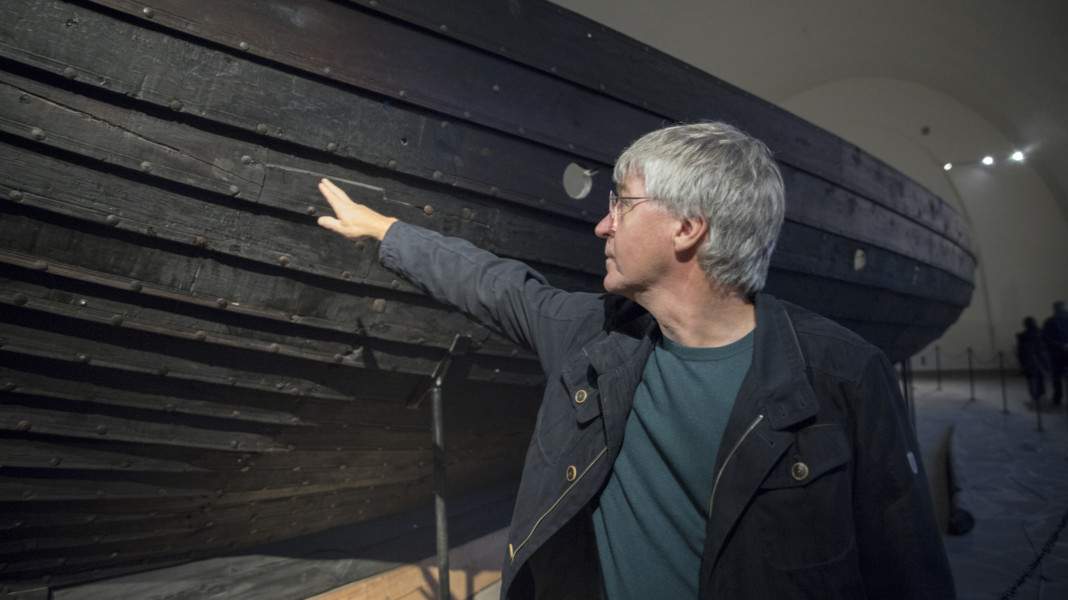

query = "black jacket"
[380, 222, 955, 599]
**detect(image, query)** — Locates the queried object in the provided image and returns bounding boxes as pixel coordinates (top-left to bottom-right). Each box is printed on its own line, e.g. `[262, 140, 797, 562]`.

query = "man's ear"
[673, 215, 708, 255]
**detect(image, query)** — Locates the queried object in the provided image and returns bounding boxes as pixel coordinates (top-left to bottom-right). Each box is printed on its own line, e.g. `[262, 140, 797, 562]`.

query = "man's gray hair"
[613, 122, 785, 296]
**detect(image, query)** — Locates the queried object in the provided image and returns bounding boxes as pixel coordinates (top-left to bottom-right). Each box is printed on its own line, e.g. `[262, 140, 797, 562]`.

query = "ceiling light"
[943, 163, 953, 171]
[1011, 151, 1025, 162]
[982, 156, 994, 165]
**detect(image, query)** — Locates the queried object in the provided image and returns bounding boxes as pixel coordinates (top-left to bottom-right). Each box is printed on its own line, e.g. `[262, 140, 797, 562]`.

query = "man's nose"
[595, 213, 613, 239]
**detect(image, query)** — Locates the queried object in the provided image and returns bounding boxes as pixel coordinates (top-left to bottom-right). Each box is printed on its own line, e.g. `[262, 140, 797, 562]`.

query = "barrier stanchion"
[999, 351, 1008, 414]
[967, 347, 975, 402]
[936, 345, 942, 391]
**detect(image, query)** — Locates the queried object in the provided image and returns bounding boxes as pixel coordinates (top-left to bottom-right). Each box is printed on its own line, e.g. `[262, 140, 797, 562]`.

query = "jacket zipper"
[509, 446, 609, 562]
[708, 413, 764, 518]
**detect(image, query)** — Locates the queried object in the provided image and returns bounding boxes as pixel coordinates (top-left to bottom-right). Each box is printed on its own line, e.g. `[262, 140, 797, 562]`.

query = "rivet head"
[240, 155, 253, 165]
[76, 353, 90, 363]
[50, 457, 62, 467]
[790, 462, 810, 481]
[194, 330, 207, 341]
[229, 185, 240, 196]
[110, 315, 124, 326]
[268, 343, 280, 353]
[239, 41, 250, 51]
[372, 298, 387, 313]
[256, 123, 268, 135]
[565, 465, 577, 482]
[390, 279, 400, 289]
[106, 214, 120, 226]
[306, 205, 316, 215]
[139, 161, 152, 172]
[432, 170, 443, 180]
[461, 208, 472, 220]
[13, 294, 27, 306]
[8, 190, 23, 201]
[423, 205, 434, 216]
[492, 84, 500, 92]
[157, 366, 169, 376]
[278, 255, 289, 266]
[387, 159, 398, 170]
[30, 128, 45, 141]
[326, 142, 338, 152]
[128, 281, 143, 292]
[16, 420, 31, 432]
[96, 425, 107, 435]
[62, 67, 77, 80]
[169, 99, 183, 111]
[194, 235, 207, 247]
[340, 270, 351, 280]
[142, 7, 155, 18]
[164, 403, 176, 412]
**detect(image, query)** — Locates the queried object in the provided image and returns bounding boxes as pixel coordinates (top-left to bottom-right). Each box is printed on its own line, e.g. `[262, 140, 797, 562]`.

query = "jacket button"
[574, 389, 587, 404]
[791, 461, 809, 481]
[565, 465, 577, 482]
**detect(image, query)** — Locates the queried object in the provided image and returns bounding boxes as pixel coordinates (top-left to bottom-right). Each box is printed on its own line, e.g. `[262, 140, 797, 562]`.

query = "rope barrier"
[998, 506, 1068, 599]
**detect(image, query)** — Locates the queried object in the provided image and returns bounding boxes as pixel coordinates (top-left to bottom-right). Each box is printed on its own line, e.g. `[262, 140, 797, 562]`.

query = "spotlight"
[943, 163, 953, 171]
[982, 156, 994, 165]
[1011, 151, 1025, 162]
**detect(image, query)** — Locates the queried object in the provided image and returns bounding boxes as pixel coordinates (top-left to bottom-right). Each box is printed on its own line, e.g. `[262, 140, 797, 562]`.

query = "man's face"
[594, 176, 677, 300]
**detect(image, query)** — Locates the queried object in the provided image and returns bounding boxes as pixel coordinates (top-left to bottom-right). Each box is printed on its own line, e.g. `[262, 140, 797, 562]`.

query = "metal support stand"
[967, 347, 975, 402]
[998, 351, 1008, 414]
[406, 335, 470, 600]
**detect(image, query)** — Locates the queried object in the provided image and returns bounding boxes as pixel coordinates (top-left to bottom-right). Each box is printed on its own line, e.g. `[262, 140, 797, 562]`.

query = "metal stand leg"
[431, 377, 449, 599]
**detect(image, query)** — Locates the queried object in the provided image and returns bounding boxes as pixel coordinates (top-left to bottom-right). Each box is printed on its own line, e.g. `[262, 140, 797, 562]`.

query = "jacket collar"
[743, 293, 820, 429]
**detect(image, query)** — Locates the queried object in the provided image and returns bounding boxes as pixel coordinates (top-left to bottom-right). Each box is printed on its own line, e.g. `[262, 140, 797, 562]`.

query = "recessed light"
[982, 156, 994, 165]
[943, 163, 953, 171]
[1011, 151, 1025, 162]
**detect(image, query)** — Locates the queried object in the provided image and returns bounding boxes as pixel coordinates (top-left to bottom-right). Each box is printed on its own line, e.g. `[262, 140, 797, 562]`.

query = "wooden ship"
[0, 0, 975, 596]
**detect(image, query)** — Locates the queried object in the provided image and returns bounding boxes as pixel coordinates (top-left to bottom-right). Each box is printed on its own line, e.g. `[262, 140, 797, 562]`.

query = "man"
[317, 122, 954, 599]
[1043, 301, 1068, 405]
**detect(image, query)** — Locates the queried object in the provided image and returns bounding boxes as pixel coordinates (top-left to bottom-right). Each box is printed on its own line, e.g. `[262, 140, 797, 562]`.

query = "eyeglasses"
[608, 190, 649, 227]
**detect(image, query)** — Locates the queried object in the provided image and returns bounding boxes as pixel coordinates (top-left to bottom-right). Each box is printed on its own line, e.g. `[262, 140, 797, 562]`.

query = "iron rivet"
[8, 190, 23, 201]
[239, 41, 250, 51]
[169, 99, 183, 111]
[268, 343, 280, 353]
[333, 354, 344, 363]
[306, 206, 316, 215]
[30, 128, 45, 141]
[440, 121, 449, 128]
[240, 155, 253, 165]
[387, 159, 398, 169]
[129, 281, 143, 292]
[62, 67, 76, 79]
[492, 84, 500, 92]
[432, 170, 443, 180]
[194, 331, 206, 341]
[290, 314, 301, 323]
[76, 353, 90, 363]
[194, 235, 206, 247]
[439, 25, 448, 32]
[157, 366, 169, 376]
[490, 187, 499, 196]
[398, 90, 406, 97]
[390, 279, 400, 289]
[355, 241, 365, 251]
[139, 161, 152, 172]
[16, 420, 30, 432]
[142, 7, 155, 18]
[323, 66, 332, 75]
[461, 208, 472, 220]
[568, 143, 575, 150]
[372, 298, 386, 313]
[228, 377, 237, 385]
[518, 127, 526, 134]
[423, 205, 434, 216]
[340, 270, 351, 280]
[229, 185, 240, 196]
[326, 142, 338, 152]
[256, 123, 268, 135]
[0, 382, 15, 392]
[96, 425, 107, 435]
[230, 440, 240, 449]
[164, 403, 176, 412]
[278, 255, 289, 266]
[50, 457, 62, 467]
[463, 111, 471, 118]
[106, 214, 120, 226]
[111, 315, 123, 326]
[13, 294, 27, 306]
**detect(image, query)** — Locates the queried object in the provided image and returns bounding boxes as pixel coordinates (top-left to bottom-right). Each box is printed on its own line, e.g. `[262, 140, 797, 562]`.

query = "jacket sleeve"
[851, 352, 956, 599]
[378, 221, 602, 370]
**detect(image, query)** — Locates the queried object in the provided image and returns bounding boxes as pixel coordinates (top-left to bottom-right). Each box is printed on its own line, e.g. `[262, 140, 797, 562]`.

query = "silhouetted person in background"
[1043, 301, 1068, 406]
[1016, 317, 1050, 403]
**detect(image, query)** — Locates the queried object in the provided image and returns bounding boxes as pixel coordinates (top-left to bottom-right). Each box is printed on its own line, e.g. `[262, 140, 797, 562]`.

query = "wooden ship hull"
[0, 0, 975, 595]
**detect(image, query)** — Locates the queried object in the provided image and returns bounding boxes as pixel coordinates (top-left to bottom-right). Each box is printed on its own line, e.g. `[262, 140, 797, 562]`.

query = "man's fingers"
[317, 215, 341, 232]
[318, 178, 352, 214]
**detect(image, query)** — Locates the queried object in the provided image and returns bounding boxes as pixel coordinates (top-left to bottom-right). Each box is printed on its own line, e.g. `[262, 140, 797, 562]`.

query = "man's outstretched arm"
[316, 178, 398, 241]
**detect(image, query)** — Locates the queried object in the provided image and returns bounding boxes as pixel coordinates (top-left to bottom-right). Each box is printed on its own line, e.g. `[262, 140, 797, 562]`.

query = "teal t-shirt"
[592, 330, 754, 599]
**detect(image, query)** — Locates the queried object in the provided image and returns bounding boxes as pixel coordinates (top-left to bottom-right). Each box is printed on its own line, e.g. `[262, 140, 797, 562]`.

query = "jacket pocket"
[752, 423, 856, 570]
[536, 362, 602, 466]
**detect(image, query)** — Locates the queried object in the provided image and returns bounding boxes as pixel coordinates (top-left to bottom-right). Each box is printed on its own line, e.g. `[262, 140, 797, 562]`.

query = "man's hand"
[316, 178, 398, 241]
